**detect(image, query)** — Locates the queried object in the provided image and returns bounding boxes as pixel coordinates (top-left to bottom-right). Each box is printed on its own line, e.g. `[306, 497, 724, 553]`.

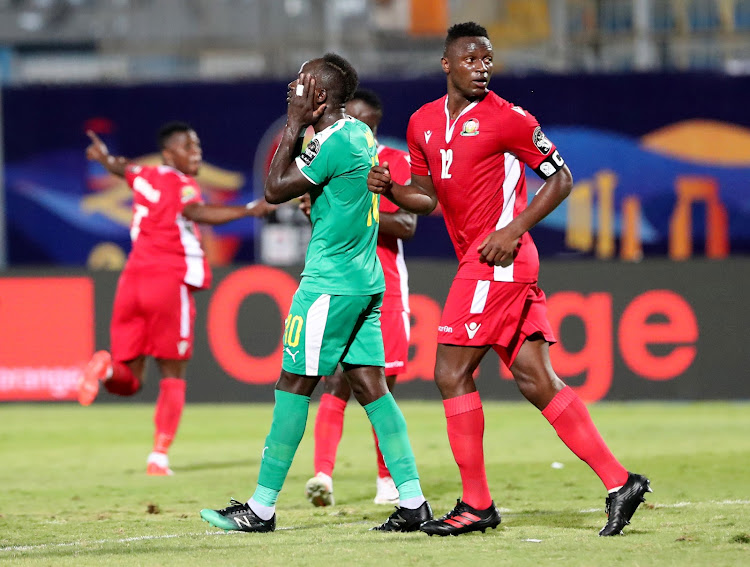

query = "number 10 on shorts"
[284, 314, 303, 347]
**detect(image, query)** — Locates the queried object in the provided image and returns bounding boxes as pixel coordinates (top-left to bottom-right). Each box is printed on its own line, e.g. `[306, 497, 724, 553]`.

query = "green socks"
[252, 389, 310, 506]
[364, 393, 423, 500]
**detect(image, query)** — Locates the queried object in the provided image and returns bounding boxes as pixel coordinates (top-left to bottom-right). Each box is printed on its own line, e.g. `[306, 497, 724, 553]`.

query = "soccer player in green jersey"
[200, 53, 432, 533]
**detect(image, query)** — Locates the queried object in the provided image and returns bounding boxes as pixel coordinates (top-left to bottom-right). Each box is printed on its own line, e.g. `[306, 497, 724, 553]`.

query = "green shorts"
[281, 289, 385, 376]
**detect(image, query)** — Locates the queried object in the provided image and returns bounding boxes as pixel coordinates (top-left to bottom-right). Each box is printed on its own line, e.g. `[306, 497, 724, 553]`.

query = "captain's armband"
[533, 150, 565, 179]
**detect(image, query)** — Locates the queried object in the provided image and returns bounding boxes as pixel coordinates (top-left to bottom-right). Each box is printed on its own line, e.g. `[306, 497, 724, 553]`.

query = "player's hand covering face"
[286, 71, 327, 127]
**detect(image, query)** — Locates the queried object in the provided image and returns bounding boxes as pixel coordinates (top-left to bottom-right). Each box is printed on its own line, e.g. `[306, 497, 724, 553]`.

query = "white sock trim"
[147, 452, 169, 468]
[399, 496, 425, 509]
[248, 498, 275, 521]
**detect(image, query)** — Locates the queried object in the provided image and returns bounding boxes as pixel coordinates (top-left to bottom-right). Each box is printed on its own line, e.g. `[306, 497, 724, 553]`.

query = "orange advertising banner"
[0, 277, 94, 401]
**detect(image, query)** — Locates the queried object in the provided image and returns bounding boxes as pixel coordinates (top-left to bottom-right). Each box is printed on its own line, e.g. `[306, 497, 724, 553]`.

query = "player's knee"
[323, 370, 351, 400]
[434, 363, 473, 395]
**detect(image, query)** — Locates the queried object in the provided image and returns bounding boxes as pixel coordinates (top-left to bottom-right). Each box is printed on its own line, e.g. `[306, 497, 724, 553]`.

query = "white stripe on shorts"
[179, 284, 190, 338]
[470, 280, 490, 314]
[305, 294, 331, 375]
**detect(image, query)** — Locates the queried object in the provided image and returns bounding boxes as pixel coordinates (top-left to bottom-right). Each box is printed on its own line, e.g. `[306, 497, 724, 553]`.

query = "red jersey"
[123, 164, 211, 289]
[377, 145, 411, 312]
[407, 91, 565, 283]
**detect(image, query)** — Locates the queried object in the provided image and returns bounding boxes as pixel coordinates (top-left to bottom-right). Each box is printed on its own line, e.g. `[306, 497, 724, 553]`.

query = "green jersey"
[295, 117, 385, 295]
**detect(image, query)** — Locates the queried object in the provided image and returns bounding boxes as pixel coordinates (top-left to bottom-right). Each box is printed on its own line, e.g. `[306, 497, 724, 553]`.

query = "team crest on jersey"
[299, 138, 321, 166]
[533, 126, 553, 155]
[460, 118, 480, 136]
[180, 185, 197, 203]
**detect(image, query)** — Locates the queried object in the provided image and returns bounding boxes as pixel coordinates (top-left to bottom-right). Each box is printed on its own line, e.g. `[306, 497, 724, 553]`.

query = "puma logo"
[424, 130, 432, 143]
[285, 347, 299, 363]
[465, 322, 481, 339]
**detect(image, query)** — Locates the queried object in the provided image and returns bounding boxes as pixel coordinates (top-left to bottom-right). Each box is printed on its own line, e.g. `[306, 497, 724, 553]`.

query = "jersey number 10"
[367, 193, 380, 227]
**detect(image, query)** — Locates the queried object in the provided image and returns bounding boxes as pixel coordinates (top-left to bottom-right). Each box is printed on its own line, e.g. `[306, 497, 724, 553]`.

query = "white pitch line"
[3, 500, 748, 553]
[1, 530, 232, 553]
[0, 524, 315, 553]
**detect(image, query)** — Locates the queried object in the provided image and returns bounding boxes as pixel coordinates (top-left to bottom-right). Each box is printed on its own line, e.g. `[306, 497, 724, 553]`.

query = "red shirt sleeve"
[500, 105, 565, 180]
[500, 107, 553, 168]
[406, 113, 429, 177]
[124, 164, 150, 187]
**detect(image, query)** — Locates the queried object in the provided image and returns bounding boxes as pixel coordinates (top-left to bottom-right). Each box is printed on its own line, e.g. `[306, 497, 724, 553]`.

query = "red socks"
[153, 378, 186, 454]
[542, 386, 629, 491]
[103, 361, 142, 396]
[313, 393, 347, 476]
[444, 391, 493, 510]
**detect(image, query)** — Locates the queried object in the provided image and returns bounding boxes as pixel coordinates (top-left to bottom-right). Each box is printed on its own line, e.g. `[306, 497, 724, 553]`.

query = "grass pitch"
[1, 401, 748, 566]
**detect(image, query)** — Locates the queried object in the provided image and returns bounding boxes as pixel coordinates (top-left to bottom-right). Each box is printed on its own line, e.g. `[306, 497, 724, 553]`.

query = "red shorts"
[438, 279, 556, 368]
[380, 308, 409, 376]
[110, 269, 196, 362]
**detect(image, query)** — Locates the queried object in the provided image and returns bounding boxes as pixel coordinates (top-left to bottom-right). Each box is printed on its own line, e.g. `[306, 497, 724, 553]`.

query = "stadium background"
[1, 0, 749, 403]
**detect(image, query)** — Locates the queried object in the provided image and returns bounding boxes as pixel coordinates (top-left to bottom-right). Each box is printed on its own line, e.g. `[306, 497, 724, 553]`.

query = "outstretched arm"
[368, 164, 437, 216]
[183, 199, 278, 226]
[477, 165, 573, 266]
[85, 130, 128, 178]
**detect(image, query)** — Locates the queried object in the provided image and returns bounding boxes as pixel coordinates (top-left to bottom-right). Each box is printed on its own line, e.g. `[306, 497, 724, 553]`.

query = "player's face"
[345, 99, 382, 136]
[443, 36, 493, 100]
[163, 130, 202, 176]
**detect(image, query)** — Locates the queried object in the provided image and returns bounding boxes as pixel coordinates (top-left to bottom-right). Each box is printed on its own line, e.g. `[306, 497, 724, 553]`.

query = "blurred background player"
[303, 89, 417, 507]
[200, 54, 431, 533]
[78, 122, 276, 476]
[368, 22, 650, 537]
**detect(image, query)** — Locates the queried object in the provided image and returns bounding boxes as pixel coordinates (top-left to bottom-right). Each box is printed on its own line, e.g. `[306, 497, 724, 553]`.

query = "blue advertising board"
[3, 73, 750, 266]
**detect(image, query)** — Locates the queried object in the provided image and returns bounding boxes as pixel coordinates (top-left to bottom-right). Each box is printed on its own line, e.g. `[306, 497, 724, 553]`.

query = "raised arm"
[265, 74, 325, 204]
[85, 130, 128, 178]
[182, 199, 278, 226]
[367, 163, 438, 216]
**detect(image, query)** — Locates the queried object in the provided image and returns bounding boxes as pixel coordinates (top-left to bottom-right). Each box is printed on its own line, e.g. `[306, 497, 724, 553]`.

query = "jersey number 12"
[440, 149, 453, 179]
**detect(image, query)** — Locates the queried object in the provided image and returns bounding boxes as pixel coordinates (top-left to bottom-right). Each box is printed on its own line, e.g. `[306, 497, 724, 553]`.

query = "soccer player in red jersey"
[304, 89, 417, 507]
[368, 22, 651, 537]
[79, 122, 275, 476]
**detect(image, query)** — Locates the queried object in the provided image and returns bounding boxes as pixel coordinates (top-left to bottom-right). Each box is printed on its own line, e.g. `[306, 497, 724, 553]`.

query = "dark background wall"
[4, 73, 750, 265]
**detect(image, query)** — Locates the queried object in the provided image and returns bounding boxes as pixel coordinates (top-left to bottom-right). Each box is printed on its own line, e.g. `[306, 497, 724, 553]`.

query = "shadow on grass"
[171, 459, 256, 472]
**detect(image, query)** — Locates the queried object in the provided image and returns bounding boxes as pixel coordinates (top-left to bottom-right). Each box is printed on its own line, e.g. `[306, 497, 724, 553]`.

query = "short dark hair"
[158, 121, 193, 150]
[350, 89, 383, 114]
[444, 21, 489, 54]
[321, 53, 359, 104]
